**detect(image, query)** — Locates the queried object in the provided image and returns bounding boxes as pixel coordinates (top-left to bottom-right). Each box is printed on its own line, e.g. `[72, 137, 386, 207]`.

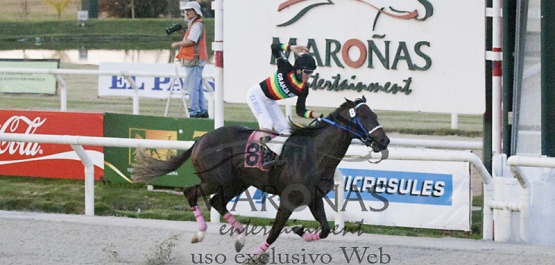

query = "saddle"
[244, 131, 281, 171]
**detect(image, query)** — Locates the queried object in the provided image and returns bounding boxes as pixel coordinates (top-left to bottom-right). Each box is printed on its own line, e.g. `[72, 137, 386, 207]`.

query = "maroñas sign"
[223, 0, 485, 114]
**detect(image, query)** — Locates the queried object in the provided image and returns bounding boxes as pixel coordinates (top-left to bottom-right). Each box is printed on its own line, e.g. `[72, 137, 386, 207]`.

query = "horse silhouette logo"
[277, 0, 433, 34]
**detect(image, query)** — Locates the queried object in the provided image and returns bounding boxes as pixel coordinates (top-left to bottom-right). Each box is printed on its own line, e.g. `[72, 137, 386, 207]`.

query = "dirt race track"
[1, 211, 555, 265]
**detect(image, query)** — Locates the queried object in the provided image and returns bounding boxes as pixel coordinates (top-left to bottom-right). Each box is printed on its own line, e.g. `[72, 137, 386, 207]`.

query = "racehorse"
[131, 96, 389, 263]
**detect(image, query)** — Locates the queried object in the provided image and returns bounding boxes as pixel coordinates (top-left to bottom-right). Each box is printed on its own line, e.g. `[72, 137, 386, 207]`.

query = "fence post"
[71, 144, 95, 216]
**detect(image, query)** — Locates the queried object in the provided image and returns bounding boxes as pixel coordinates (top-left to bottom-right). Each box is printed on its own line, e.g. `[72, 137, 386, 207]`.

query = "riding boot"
[260, 136, 285, 169]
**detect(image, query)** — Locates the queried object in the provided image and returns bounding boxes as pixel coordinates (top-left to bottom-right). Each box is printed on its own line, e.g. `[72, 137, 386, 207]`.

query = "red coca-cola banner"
[0, 110, 104, 180]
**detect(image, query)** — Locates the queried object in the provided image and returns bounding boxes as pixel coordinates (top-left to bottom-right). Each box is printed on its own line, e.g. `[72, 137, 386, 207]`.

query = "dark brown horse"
[131, 96, 389, 263]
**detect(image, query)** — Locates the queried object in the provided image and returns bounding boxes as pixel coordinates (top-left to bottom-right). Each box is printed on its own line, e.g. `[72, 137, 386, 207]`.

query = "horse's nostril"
[382, 138, 390, 146]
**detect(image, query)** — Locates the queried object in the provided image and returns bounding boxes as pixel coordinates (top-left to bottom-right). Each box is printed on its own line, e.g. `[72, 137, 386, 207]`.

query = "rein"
[318, 103, 388, 164]
[318, 103, 381, 144]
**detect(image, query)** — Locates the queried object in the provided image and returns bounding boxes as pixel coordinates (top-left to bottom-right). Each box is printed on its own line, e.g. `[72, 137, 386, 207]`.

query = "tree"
[99, 0, 167, 18]
[44, 0, 72, 20]
[20, 0, 30, 20]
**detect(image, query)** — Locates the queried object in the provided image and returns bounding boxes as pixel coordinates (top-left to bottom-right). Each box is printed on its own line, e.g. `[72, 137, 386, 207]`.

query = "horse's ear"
[344, 97, 353, 104]
[362, 95, 366, 103]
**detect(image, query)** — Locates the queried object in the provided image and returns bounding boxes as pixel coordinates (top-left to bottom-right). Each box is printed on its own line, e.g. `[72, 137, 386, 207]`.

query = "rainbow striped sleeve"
[304, 111, 313, 119]
[281, 43, 291, 51]
[265, 74, 288, 99]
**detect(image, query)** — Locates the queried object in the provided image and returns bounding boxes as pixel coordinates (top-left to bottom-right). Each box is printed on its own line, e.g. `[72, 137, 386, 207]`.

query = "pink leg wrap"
[254, 241, 271, 255]
[223, 212, 244, 233]
[302, 233, 321, 242]
[192, 206, 207, 231]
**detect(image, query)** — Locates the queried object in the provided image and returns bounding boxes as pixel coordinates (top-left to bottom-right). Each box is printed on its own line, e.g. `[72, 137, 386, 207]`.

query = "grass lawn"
[0, 176, 484, 239]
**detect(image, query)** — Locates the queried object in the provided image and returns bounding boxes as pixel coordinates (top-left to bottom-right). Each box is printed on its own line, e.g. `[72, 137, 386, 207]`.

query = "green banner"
[0, 59, 59, 94]
[103, 113, 257, 188]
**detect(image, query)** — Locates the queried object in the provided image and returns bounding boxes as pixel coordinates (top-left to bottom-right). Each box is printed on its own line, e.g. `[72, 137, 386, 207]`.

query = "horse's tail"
[131, 144, 194, 183]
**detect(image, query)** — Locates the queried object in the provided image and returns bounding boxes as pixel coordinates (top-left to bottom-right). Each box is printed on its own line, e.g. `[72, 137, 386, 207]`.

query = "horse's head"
[335, 96, 390, 152]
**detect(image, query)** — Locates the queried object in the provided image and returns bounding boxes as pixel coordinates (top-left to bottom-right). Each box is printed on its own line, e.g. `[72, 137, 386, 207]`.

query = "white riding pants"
[246, 84, 290, 134]
[246, 84, 292, 155]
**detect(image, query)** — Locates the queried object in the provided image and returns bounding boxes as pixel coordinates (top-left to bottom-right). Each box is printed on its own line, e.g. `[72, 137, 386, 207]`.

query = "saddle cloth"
[243, 131, 277, 171]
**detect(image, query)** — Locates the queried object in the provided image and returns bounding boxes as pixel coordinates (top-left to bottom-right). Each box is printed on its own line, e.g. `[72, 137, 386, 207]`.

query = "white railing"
[345, 145, 493, 237]
[0, 133, 194, 216]
[0, 67, 215, 116]
[0, 133, 490, 234]
[502, 155, 555, 243]
[388, 138, 482, 150]
[0, 65, 487, 233]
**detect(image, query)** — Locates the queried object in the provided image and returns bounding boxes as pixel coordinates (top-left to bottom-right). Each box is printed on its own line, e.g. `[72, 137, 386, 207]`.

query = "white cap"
[180, 1, 203, 17]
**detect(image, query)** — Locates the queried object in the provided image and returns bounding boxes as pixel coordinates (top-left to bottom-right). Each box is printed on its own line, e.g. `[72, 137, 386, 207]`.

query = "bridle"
[318, 102, 382, 146]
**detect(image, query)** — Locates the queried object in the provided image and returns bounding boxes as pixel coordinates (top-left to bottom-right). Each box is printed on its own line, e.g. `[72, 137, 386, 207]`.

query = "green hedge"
[0, 18, 214, 51]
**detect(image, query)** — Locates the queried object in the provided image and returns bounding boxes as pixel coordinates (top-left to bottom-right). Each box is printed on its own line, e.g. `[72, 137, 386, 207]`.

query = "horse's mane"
[290, 100, 357, 137]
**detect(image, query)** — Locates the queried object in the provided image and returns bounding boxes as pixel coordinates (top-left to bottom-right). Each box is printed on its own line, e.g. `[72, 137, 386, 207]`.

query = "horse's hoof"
[191, 231, 205, 243]
[235, 233, 246, 252]
[292, 225, 304, 237]
[243, 253, 269, 264]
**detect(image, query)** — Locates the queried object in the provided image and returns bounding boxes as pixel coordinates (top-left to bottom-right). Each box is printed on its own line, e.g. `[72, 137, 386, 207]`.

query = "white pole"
[212, 0, 224, 129]
[55, 74, 67, 112]
[210, 0, 224, 223]
[491, 0, 503, 155]
[483, 183, 494, 240]
[389, 137, 482, 150]
[0, 133, 195, 150]
[485, 0, 503, 241]
[71, 145, 95, 216]
[123, 74, 140, 115]
[451, 113, 458, 129]
[334, 169, 345, 231]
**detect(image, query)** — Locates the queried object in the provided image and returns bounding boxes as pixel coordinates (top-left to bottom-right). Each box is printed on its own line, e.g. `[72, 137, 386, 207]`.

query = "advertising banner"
[98, 62, 215, 99]
[228, 158, 471, 231]
[103, 114, 257, 187]
[223, 0, 485, 114]
[104, 114, 258, 187]
[0, 59, 59, 94]
[0, 110, 104, 180]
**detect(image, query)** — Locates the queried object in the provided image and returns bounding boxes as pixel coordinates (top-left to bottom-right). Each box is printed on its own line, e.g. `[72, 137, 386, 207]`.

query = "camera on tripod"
[165, 22, 184, 35]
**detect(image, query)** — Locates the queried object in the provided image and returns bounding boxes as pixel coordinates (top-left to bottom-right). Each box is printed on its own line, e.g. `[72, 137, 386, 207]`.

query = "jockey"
[246, 43, 322, 169]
